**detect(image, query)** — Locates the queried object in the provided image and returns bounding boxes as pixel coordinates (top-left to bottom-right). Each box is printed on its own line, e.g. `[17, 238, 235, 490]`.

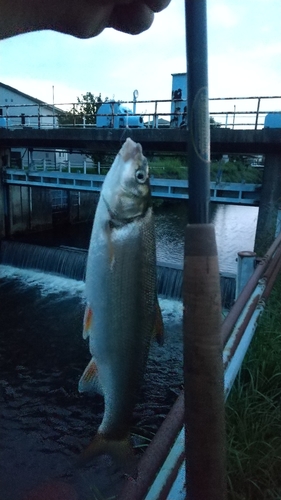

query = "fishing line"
[120, 126, 132, 145]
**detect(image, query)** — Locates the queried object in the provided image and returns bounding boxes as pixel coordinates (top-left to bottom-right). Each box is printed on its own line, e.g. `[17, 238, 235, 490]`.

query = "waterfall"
[157, 262, 183, 299]
[0, 241, 236, 307]
[157, 261, 236, 307]
[0, 241, 87, 281]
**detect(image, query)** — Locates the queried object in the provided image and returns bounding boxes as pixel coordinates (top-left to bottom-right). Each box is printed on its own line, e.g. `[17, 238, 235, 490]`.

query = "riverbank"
[226, 274, 281, 499]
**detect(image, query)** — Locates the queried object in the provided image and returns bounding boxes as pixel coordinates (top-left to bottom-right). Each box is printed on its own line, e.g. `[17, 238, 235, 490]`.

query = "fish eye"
[136, 169, 146, 184]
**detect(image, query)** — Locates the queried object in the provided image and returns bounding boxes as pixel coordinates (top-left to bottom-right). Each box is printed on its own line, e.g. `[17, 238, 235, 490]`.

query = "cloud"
[1, 0, 281, 108]
[208, 3, 239, 28]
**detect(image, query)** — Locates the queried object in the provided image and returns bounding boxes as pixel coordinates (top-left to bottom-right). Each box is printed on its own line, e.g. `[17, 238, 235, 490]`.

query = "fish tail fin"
[77, 433, 134, 467]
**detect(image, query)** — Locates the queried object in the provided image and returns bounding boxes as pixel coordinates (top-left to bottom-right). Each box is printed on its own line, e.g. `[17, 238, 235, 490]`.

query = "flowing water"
[0, 201, 259, 499]
[0, 268, 183, 500]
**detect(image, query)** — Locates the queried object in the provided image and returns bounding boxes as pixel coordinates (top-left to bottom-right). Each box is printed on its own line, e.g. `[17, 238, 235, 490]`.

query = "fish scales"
[79, 138, 163, 461]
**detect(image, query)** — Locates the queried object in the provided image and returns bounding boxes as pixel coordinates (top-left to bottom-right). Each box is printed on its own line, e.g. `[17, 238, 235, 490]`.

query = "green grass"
[17, 157, 263, 184]
[148, 157, 263, 183]
[211, 160, 263, 184]
[149, 157, 187, 179]
[226, 275, 281, 499]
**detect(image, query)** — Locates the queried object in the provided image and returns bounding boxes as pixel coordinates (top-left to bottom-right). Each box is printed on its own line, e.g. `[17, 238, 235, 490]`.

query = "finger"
[109, 3, 155, 34]
[144, 0, 171, 13]
[55, 4, 113, 38]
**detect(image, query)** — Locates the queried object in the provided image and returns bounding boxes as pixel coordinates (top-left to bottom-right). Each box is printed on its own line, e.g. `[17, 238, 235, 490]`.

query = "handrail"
[118, 230, 281, 499]
[1, 95, 281, 130]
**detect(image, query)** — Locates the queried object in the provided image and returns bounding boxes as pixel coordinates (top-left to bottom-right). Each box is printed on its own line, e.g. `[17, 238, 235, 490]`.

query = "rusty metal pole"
[184, 1, 226, 498]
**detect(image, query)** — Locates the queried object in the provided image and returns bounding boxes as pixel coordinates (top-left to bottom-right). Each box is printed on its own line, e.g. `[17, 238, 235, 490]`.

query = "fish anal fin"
[153, 300, 164, 346]
[83, 304, 93, 339]
[78, 358, 103, 395]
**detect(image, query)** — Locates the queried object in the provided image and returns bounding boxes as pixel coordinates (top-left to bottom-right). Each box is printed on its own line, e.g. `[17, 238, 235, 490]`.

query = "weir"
[0, 240, 236, 307]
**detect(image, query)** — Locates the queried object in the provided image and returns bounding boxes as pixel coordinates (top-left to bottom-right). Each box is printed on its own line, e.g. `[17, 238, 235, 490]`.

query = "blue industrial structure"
[3, 168, 261, 205]
[264, 112, 281, 128]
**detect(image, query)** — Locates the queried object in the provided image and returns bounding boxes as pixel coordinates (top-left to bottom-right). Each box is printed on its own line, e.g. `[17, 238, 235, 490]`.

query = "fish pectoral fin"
[153, 299, 164, 346]
[83, 304, 93, 340]
[77, 433, 134, 468]
[78, 358, 103, 395]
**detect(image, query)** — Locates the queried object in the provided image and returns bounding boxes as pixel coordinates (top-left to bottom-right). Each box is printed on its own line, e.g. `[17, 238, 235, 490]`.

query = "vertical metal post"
[184, 1, 226, 498]
[255, 97, 261, 130]
[232, 104, 236, 129]
[52, 85, 55, 128]
[154, 101, 158, 129]
[38, 104, 41, 129]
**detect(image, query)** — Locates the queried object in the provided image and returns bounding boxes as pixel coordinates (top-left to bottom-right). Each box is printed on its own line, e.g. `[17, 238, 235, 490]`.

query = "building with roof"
[0, 82, 91, 169]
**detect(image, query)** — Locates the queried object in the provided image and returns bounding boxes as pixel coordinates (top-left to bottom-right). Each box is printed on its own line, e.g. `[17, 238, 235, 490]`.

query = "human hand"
[0, 0, 172, 40]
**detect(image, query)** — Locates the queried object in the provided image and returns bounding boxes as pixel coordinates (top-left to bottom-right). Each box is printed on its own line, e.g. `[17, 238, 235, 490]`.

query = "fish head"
[102, 138, 151, 222]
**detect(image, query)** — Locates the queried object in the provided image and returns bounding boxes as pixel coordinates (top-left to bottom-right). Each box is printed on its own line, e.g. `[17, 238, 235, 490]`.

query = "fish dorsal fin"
[120, 137, 143, 163]
[78, 358, 103, 395]
[153, 300, 164, 346]
[83, 304, 93, 339]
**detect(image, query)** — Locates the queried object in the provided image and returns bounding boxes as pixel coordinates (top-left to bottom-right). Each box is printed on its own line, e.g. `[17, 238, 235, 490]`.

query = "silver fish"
[79, 137, 163, 462]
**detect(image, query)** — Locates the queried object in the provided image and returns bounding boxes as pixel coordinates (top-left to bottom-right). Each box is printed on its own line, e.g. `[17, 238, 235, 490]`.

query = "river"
[0, 202, 258, 499]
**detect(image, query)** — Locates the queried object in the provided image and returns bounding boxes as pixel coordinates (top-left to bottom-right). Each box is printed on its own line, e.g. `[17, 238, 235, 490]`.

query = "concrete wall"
[30, 188, 53, 231]
[3, 186, 98, 236]
[0, 148, 10, 238]
[69, 191, 99, 223]
[254, 153, 281, 255]
[7, 186, 53, 235]
[9, 185, 30, 234]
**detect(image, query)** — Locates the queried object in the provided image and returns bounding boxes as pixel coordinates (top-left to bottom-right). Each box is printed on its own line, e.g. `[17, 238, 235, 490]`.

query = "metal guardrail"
[3, 169, 262, 205]
[118, 230, 281, 499]
[1, 95, 281, 130]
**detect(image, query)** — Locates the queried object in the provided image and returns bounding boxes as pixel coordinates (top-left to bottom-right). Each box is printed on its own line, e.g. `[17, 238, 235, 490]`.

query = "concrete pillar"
[9, 185, 30, 234]
[254, 153, 281, 255]
[0, 148, 10, 238]
[7, 186, 52, 235]
[69, 191, 98, 223]
[30, 187, 52, 231]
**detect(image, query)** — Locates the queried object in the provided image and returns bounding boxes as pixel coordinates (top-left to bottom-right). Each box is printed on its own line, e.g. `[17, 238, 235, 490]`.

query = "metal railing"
[4, 168, 262, 205]
[118, 230, 281, 499]
[1, 95, 281, 130]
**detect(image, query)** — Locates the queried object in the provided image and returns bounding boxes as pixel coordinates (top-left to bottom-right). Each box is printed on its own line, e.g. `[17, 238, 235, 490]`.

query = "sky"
[0, 0, 281, 110]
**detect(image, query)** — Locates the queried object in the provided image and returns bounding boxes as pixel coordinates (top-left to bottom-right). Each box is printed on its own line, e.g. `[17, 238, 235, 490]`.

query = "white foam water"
[0, 264, 86, 298]
[0, 264, 183, 323]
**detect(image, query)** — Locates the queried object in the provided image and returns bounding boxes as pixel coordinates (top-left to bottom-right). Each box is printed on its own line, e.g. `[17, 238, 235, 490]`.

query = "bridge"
[0, 95, 280, 240]
[0, 94, 281, 154]
[4, 168, 261, 205]
[0, 127, 281, 154]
